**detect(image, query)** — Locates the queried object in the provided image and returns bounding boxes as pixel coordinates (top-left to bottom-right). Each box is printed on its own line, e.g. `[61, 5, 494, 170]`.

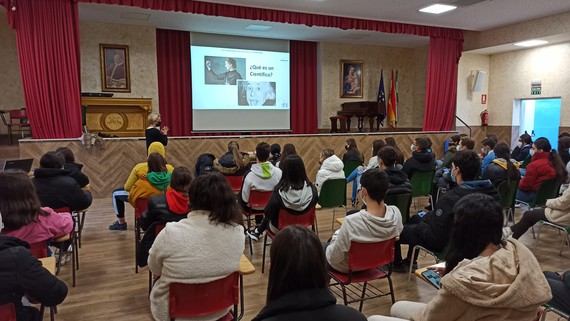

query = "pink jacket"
[2, 207, 73, 244]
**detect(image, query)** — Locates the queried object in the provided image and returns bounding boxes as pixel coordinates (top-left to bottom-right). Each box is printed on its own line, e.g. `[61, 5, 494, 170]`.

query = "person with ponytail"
[482, 142, 521, 187]
[368, 194, 552, 321]
[214, 141, 251, 176]
[516, 137, 567, 203]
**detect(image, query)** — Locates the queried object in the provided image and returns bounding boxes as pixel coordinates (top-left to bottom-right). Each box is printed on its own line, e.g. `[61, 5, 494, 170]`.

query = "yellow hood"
[148, 142, 166, 157]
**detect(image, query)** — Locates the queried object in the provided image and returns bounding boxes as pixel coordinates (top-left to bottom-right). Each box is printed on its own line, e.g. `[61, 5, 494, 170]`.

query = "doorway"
[513, 98, 561, 149]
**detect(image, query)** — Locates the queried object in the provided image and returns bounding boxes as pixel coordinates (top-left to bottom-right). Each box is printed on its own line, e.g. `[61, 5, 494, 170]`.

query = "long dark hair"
[493, 143, 519, 182]
[534, 137, 568, 183]
[279, 144, 297, 169]
[445, 193, 503, 274]
[275, 154, 312, 192]
[266, 225, 327, 302]
[346, 138, 363, 161]
[0, 170, 48, 231]
[170, 167, 193, 196]
[55, 147, 75, 163]
[147, 152, 167, 173]
[385, 137, 405, 164]
[228, 141, 245, 168]
[558, 137, 570, 165]
[188, 172, 242, 226]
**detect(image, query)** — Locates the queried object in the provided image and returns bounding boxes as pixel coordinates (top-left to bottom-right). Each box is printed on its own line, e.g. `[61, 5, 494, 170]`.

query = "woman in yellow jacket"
[110, 142, 174, 230]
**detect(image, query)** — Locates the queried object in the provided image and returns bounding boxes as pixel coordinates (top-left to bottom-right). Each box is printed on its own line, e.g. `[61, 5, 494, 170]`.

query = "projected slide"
[191, 46, 290, 110]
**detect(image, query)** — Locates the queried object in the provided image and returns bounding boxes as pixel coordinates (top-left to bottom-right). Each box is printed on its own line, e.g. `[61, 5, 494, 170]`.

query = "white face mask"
[410, 144, 415, 152]
[530, 149, 536, 156]
[0, 211, 3, 233]
[517, 141, 523, 148]
[456, 145, 461, 152]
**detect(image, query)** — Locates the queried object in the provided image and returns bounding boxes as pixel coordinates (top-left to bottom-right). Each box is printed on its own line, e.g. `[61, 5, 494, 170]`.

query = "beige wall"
[320, 42, 427, 130]
[0, 9, 25, 111]
[455, 53, 490, 126]
[79, 21, 159, 112]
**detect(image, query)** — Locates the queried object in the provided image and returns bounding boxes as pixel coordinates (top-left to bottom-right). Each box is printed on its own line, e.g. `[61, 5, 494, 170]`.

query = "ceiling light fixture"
[513, 39, 549, 47]
[245, 25, 272, 31]
[419, 4, 457, 14]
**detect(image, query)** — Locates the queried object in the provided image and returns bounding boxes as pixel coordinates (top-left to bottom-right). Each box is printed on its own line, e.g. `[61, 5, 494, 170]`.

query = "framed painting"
[100, 44, 131, 92]
[340, 60, 363, 98]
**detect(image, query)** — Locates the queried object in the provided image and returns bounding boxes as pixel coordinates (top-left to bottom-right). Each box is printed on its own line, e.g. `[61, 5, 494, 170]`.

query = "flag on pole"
[395, 70, 399, 125]
[377, 69, 386, 110]
[387, 70, 397, 128]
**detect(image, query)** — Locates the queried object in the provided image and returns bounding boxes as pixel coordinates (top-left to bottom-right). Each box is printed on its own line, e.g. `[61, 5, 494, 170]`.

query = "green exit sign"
[531, 86, 541, 95]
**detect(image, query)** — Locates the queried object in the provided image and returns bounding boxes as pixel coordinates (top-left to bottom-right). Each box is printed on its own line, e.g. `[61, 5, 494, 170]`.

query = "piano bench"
[329, 116, 348, 133]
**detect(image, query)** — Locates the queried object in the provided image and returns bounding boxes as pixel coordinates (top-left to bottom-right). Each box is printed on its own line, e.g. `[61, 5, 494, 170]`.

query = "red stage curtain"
[423, 37, 463, 131]
[78, 0, 463, 40]
[156, 29, 192, 136]
[2, 0, 83, 139]
[290, 40, 317, 134]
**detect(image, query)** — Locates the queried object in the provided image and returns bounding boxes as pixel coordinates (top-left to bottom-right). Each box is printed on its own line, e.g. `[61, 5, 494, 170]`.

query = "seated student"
[346, 139, 386, 205]
[435, 135, 460, 170]
[543, 270, 570, 315]
[402, 137, 435, 179]
[480, 137, 497, 174]
[326, 169, 403, 273]
[247, 154, 318, 241]
[213, 141, 251, 176]
[511, 133, 533, 162]
[252, 225, 367, 321]
[148, 172, 244, 321]
[558, 137, 570, 193]
[270, 143, 281, 166]
[33, 152, 93, 212]
[516, 137, 566, 203]
[369, 194, 552, 321]
[0, 212, 69, 321]
[240, 142, 283, 211]
[343, 138, 364, 164]
[482, 142, 521, 187]
[379, 146, 413, 195]
[393, 150, 500, 272]
[0, 170, 73, 245]
[55, 147, 89, 188]
[109, 142, 174, 231]
[315, 148, 345, 194]
[385, 137, 405, 167]
[458, 137, 475, 151]
[278, 143, 297, 169]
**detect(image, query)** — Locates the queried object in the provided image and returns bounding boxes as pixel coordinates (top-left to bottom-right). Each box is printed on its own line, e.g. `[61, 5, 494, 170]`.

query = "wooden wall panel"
[20, 132, 456, 198]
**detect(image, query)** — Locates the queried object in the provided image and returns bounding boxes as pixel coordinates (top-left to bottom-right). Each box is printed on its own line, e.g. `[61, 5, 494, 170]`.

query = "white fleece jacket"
[148, 211, 245, 321]
[241, 162, 282, 203]
[326, 205, 403, 273]
[315, 155, 345, 193]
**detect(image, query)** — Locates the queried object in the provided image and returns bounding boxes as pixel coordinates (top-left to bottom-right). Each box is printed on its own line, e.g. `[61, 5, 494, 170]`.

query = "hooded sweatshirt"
[124, 142, 175, 191]
[1, 207, 73, 245]
[326, 205, 403, 273]
[410, 238, 552, 321]
[385, 167, 413, 195]
[263, 183, 319, 230]
[241, 162, 282, 203]
[482, 158, 521, 187]
[128, 171, 172, 206]
[315, 155, 345, 193]
[33, 167, 93, 211]
[402, 151, 435, 179]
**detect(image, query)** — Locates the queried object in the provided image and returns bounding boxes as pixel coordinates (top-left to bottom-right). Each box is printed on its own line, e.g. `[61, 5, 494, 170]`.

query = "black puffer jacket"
[482, 159, 521, 187]
[415, 180, 500, 250]
[252, 288, 367, 321]
[214, 152, 251, 175]
[33, 168, 93, 211]
[0, 236, 68, 321]
[63, 162, 89, 188]
[342, 148, 364, 163]
[385, 167, 413, 195]
[402, 151, 435, 179]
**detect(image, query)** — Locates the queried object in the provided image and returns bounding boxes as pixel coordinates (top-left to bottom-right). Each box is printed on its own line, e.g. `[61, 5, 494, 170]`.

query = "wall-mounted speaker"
[470, 70, 486, 92]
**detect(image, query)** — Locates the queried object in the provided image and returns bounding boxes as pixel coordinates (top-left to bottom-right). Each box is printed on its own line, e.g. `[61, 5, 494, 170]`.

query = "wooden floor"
[46, 196, 570, 321]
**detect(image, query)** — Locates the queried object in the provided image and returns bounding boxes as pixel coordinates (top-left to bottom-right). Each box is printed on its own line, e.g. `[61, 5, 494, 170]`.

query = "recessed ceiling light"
[245, 25, 272, 31]
[513, 39, 549, 47]
[419, 4, 457, 14]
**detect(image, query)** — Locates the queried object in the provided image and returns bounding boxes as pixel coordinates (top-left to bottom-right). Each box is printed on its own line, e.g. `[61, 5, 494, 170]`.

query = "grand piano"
[338, 101, 386, 132]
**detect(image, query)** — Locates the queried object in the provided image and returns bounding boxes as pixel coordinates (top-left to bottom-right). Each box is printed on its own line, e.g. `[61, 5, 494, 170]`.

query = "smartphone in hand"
[421, 269, 442, 289]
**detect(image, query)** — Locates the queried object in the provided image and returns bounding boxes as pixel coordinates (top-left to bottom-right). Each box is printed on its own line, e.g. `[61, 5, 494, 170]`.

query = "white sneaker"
[502, 227, 513, 240]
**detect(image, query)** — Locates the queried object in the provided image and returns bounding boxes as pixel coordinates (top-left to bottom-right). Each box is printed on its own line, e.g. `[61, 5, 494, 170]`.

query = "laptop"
[2, 159, 34, 172]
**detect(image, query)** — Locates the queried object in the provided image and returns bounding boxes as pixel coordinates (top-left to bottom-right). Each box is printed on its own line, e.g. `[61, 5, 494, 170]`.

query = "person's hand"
[161, 126, 169, 135]
[205, 60, 211, 70]
[427, 265, 445, 276]
[357, 165, 364, 170]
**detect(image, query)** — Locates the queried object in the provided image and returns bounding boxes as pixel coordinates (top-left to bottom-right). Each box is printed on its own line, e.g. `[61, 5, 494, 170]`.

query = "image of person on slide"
[238, 81, 276, 106]
[205, 57, 243, 85]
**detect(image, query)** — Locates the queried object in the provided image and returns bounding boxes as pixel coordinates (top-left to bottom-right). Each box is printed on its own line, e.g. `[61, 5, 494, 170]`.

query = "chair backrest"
[277, 206, 316, 229]
[249, 190, 273, 210]
[319, 178, 347, 208]
[134, 198, 149, 219]
[348, 238, 395, 271]
[225, 175, 244, 193]
[497, 180, 520, 210]
[169, 272, 239, 319]
[385, 193, 412, 224]
[53, 207, 71, 213]
[155, 223, 165, 235]
[28, 241, 48, 258]
[9, 109, 27, 121]
[532, 178, 562, 207]
[343, 160, 362, 178]
[410, 171, 435, 197]
[0, 303, 16, 321]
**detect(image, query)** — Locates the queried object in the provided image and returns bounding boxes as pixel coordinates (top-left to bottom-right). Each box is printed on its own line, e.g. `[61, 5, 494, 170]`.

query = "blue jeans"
[112, 188, 130, 218]
[346, 167, 364, 201]
[515, 189, 537, 203]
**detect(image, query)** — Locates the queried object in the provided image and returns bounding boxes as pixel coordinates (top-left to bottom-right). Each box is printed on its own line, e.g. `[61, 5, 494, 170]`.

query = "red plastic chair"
[28, 241, 49, 258]
[245, 189, 273, 255]
[134, 198, 149, 273]
[0, 109, 31, 145]
[225, 175, 244, 194]
[329, 238, 396, 311]
[0, 303, 16, 321]
[169, 272, 239, 321]
[261, 207, 316, 273]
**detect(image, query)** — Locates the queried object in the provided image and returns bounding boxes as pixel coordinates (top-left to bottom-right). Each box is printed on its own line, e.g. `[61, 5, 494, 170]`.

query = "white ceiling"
[77, 0, 570, 49]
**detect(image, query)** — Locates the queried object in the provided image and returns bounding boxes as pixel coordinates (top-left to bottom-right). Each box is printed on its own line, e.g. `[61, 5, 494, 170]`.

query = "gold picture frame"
[100, 44, 131, 93]
[340, 60, 363, 98]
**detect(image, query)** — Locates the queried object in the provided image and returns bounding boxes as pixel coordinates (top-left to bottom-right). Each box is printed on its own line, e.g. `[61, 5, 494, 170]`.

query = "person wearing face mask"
[436, 135, 460, 170]
[145, 112, 168, 151]
[516, 137, 567, 203]
[325, 169, 403, 273]
[0, 212, 69, 321]
[480, 137, 497, 175]
[393, 150, 500, 273]
[510, 133, 532, 162]
[402, 138, 435, 179]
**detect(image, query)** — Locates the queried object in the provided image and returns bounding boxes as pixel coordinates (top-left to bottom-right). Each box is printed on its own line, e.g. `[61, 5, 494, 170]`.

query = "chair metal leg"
[261, 234, 268, 273]
[50, 306, 55, 321]
[71, 242, 76, 287]
[407, 246, 419, 283]
[331, 208, 337, 230]
[149, 270, 153, 295]
[358, 282, 368, 311]
[246, 215, 253, 256]
[534, 224, 544, 250]
[387, 275, 396, 304]
[238, 275, 245, 320]
[135, 220, 139, 273]
[340, 283, 348, 306]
